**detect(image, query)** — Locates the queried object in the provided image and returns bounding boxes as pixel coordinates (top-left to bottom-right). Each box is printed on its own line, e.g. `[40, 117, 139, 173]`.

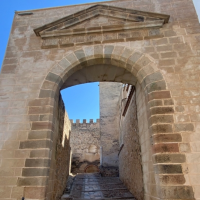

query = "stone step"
[61, 173, 136, 200]
[74, 180, 122, 184]
[62, 197, 136, 200]
[72, 184, 126, 191]
[70, 190, 133, 199]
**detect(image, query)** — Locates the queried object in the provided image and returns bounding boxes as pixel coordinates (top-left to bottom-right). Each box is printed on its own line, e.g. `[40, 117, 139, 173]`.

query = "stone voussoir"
[141, 71, 164, 88]
[104, 45, 115, 58]
[148, 90, 171, 101]
[145, 80, 167, 94]
[65, 52, 80, 66]
[83, 46, 95, 60]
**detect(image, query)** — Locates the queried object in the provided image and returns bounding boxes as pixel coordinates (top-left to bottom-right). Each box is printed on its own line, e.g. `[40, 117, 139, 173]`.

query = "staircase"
[61, 173, 136, 200]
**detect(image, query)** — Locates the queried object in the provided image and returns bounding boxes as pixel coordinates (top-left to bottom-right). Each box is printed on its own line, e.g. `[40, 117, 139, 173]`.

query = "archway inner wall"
[118, 83, 146, 200]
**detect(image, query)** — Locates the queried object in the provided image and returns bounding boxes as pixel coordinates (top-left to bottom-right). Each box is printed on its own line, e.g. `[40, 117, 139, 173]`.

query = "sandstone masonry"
[0, 0, 200, 199]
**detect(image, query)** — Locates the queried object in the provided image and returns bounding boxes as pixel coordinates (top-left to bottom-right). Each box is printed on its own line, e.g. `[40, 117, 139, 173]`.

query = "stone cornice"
[40, 20, 164, 38]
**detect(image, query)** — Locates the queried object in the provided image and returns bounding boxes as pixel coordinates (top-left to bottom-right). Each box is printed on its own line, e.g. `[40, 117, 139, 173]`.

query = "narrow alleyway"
[62, 173, 136, 200]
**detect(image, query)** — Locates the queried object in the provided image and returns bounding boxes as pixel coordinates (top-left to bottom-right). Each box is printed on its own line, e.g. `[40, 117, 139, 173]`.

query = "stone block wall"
[70, 119, 100, 174]
[136, 83, 157, 200]
[99, 82, 122, 167]
[119, 85, 144, 200]
[46, 95, 71, 200]
[0, 0, 200, 199]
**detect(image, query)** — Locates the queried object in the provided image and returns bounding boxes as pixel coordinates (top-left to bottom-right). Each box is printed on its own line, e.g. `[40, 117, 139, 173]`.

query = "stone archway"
[19, 44, 193, 200]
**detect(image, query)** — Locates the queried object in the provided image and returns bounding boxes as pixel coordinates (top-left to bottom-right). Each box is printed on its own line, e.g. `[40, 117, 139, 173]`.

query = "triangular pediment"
[64, 15, 128, 30]
[34, 4, 170, 48]
[34, 4, 170, 37]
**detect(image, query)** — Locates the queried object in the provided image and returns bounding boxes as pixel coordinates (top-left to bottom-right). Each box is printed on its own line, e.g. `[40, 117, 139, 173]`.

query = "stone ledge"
[40, 21, 164, 38]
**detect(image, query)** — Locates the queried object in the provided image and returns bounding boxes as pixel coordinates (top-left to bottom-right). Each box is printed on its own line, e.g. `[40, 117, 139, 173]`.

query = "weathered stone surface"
[160, 186, 194, 199]
[148, 99, 163, 108]
[148, 91, 171, 101]
[25, 159, 50, 167]
[158, 175, 186, 185]
[1, 0, 199, 199]
[17, 177, 48, 186]
[153, 133, 182, 143]
[150, 107, 174, 115]
[24, 187, 46, 199]
[151, 124, 173, 134]
[31, 122, 54, 131]
[28, 131, 53, 140]
[20, 140, 52, 149]
[52, 95, 71, 200]
[150, 115, 174, 125]
[100, 82, 121, 167]
[119, 84, 143, 200]
[30, 149, 50, 158]
[174, 123, 194, 132]
[153, 143, 179, 153]
[22, 168, 49, 176]
[142, 71, 163, 87]
[155, 164, 182, 174]
[145, 80, 166, 93]
[154, 154, 186, 163]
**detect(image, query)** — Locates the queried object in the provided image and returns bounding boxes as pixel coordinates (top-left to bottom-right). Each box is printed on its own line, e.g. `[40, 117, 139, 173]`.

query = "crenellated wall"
[70, 119, 100, 174]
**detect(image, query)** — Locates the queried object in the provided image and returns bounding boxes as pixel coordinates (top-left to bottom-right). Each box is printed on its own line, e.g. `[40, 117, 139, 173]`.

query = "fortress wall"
[70, 119, 100, 174]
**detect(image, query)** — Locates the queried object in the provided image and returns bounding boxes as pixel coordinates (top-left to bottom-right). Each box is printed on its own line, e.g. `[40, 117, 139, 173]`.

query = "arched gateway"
[19, 45, 191, 200]
[0, 0, 199, 200]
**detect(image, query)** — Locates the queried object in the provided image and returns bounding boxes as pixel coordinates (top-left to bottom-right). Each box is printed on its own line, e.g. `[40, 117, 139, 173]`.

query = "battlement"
[70, 119, 100, 125]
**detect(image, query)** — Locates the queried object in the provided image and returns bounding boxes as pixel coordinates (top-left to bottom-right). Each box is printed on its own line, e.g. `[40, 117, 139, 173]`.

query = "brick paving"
[61, 173, 136, 200]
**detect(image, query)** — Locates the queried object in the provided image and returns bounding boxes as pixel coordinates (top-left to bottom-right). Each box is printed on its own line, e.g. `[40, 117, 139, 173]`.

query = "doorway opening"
[59, 80, 144, 200]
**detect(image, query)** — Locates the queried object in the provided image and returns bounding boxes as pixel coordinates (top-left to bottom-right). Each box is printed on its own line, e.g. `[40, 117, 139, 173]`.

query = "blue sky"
[0, 0, 199, 121]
